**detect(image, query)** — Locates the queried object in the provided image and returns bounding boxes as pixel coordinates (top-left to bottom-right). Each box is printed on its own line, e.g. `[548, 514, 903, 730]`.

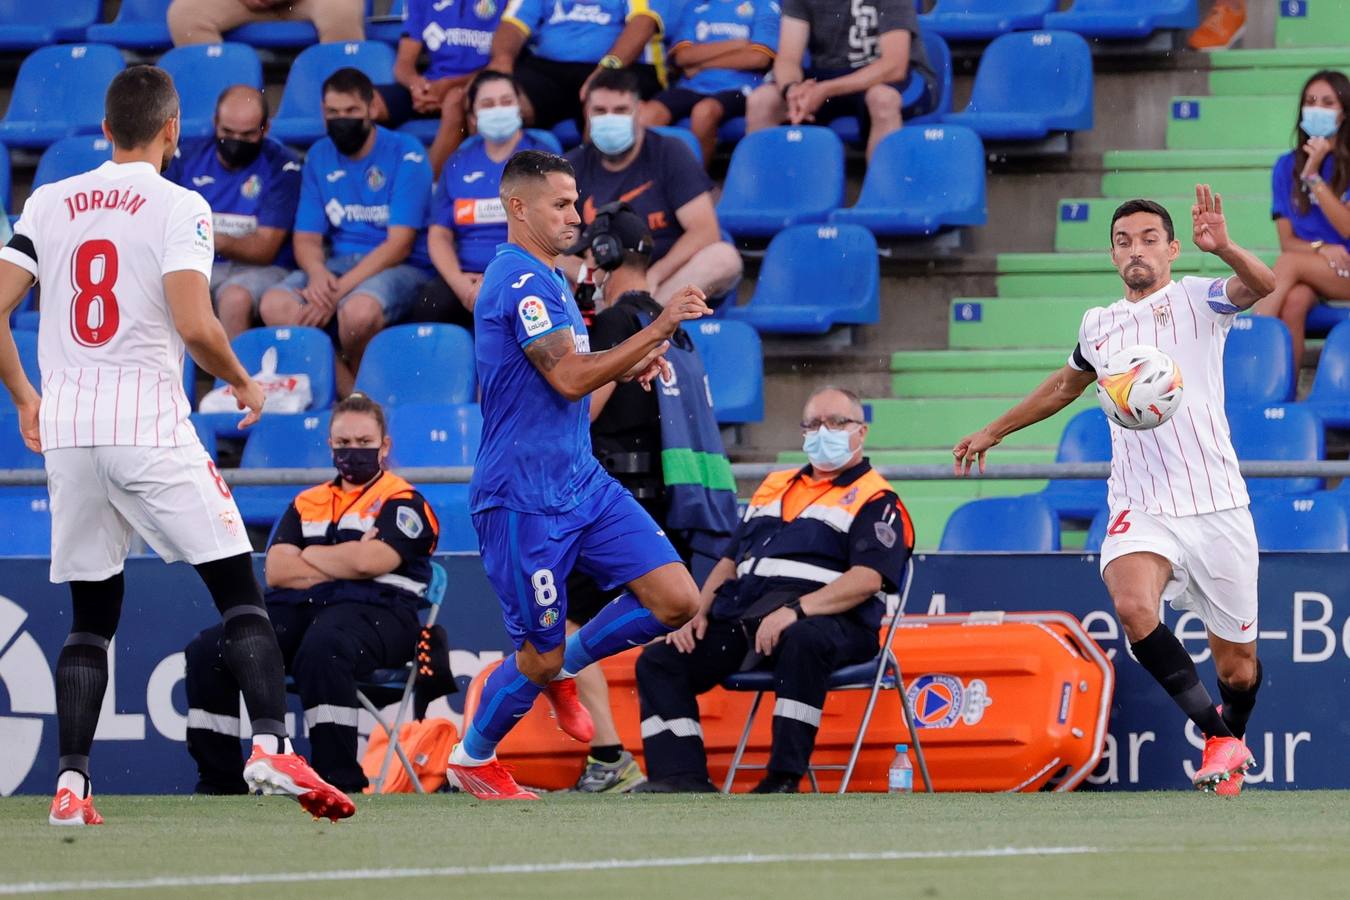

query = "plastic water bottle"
[888, 744, 914, 793]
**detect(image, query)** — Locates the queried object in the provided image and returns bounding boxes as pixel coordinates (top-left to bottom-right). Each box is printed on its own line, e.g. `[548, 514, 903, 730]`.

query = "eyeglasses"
[800, 416, 862, 433]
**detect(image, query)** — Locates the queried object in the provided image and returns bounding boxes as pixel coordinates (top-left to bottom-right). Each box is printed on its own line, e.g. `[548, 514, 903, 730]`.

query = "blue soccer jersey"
[501, 0, 668, 64]
[470, 242, 606, 514]
[404, 0, 503, 80]
[293, 126, 434, 269]
[670, 0, 779, 95]
[430, 131, 550, 273]
[165, 137, 303, 267]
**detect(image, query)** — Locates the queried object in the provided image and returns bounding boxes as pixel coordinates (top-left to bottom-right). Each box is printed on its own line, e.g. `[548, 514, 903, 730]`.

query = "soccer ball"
[1095, 345, 1184, 431]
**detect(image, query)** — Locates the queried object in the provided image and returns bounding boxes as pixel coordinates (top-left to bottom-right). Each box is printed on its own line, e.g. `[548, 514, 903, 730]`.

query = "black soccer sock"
[57, 576, 125, 783]
[1130, 623, 1232, 739]
[195, 555, 288, 738]
[1218, 659, 1263, 740]
[590, 743, 623, 765]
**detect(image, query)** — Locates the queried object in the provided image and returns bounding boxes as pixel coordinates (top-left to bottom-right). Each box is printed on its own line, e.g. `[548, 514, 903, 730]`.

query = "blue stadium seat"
[387, 402, 482, 467]
[939, 496, 1060, 552]
[551, 120, 582, 151]
[0, 1, 101, 50]
[685, 320, 764, 424]
[828, 125, 985, 236]
[822, 31, 953, 144]
[270, 41, 396, 146]
[227, 1, 374, 48]
[354, 323, 475, 407]
[1251, 494, 1349, 552]
[234, 411, 332, 529]
[1304, 319, 1350, 428]
[1037, 409, 1110, 520]
[33, 136, 115, 190]
[0, 45, 125, 150]
[1224, 315, 1294, 409]
[13, 329, 40, 388]
[1083, 508, 1109, 553]
[1306, 302, 1350, 337]
[0, 412, 44, 470]
[722, 225, 879, 334]
[940, 31, 1093, 141]
[919, 0, 1055, 41]
[368, 0, 408, 44]
[189, 414, 220, 461]
[715, 126, 845, 238]
[197, 326, 336, 439]
[0, 142, 9, 216]
[1227, 404, 1324, 497]
[0, 493, 52, 556]
[649, 125, 703, 165]
[1043, 0, 1198, 40]
[159, 44, 264, 140]
[86, 0, 174, 50]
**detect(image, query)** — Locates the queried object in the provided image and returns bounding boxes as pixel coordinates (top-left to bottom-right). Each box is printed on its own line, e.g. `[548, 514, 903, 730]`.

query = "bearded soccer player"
[953, 187, 1276, 794]
[445, 149, 709, 799]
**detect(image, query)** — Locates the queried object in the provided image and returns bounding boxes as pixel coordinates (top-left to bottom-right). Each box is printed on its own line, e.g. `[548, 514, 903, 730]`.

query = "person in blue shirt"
[373, 0, 505, 175]
[444, 149, 710, 800]
[488, 0, 670, 131]
[640, 0, 780, 166]
[421, 70, 553, 328]
[165, 85, 302, 338]
[260, 69, 435, 395]
[1254, 70, 1350, 365]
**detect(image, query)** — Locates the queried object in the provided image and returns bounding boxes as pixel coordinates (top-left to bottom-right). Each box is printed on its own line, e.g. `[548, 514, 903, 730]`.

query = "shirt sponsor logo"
[325, 200, 390, 227]
[518, 296, 553, 336]
[366, 165, 387, 191]
[213, 212, 258, 238]
[240, 174, 262, 200]
[396, 506, 424, 538]
[695, 20, 749, 41]
[453, 197, 506, 225]
[547, 2, 613, 27]
[423, 22, 494, 52]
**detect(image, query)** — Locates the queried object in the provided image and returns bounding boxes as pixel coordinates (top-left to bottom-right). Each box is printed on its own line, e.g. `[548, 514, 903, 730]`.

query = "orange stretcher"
[467, 611, 1113, 792]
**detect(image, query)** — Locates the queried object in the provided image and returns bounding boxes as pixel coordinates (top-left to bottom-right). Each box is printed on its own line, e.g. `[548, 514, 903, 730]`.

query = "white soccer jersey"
[1067, 275, 1250, 518]
[0, 160, 213, 450]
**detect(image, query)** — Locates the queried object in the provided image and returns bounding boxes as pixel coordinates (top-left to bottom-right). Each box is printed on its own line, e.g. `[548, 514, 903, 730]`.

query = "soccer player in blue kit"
[446, 150, 712, 799]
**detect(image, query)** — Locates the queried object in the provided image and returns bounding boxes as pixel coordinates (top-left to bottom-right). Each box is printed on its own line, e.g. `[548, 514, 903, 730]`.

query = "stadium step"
[1166, 95, 1290, 150]
[995, 251, 1276, 298]
[1207, 48, 1350, 96]
[1275, 3, 1350, 49]
[1055, 196, 1278, 252]
[893, 368, 1053, 397]
[863, 396, 1095, 449]
[890, 349, 1069, 372]
[946, 297, 1091, 350]
[1101, 149, 1272, 198]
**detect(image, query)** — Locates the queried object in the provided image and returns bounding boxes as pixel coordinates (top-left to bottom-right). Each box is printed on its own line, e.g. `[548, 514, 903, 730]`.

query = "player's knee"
[1111, 592, 1159, 642]
[516, 651, 564, 685]
[651, 581, 699, 629]
[1216, 652, 1259, 690]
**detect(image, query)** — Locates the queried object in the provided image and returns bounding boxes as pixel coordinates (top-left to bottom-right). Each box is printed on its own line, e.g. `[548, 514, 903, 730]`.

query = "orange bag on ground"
[361, 718, 459, 794]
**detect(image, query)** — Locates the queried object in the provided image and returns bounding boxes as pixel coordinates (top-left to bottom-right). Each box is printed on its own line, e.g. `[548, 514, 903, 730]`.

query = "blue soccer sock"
[563, 592, 674, 675]
[460, 655, 543, 761]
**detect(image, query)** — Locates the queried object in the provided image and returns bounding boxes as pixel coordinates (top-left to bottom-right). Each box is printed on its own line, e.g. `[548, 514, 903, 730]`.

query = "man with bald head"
[166, 85, 302, 337]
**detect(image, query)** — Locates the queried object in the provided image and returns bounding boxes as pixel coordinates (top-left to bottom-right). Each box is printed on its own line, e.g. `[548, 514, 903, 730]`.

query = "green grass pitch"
[2, 792, 1349, 898]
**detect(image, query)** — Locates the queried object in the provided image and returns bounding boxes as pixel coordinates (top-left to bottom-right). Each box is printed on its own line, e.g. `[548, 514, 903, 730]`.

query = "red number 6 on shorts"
[1107, 509, 1132, 536]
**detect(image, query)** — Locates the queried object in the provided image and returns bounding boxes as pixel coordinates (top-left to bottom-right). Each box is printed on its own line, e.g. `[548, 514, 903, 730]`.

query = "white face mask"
[802, 426, 854, 471]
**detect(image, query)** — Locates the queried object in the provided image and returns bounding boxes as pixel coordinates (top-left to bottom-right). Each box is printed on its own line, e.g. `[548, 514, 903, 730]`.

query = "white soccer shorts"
[1099, 504, 1259, 644]
[45, 443, 253, 583]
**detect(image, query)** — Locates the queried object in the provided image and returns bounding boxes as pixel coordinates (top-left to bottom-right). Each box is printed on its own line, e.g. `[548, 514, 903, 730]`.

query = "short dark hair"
[500, 149, 575, 198]
[322, 67, 375, 104]
[105, 65, 180, 150]
[213, 84, 270, 129]
[331, 392, 387, 437]
[1110, 199, 1175, 243]
[467, 69, 519, 108]
[584, 67, 641, 103]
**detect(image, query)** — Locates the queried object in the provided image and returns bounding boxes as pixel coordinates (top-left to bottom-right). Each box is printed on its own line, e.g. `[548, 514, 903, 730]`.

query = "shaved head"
[804, 386, 865, 421]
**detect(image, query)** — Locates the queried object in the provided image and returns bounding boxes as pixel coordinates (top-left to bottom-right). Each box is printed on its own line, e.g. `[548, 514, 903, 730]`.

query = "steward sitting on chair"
[185, 393, 440, 794]
[634, 387, 913, 793]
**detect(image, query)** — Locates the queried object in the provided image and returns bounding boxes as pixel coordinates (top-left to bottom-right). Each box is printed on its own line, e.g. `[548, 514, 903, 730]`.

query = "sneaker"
[1193, 735, 1255, 792]
[573, 751, 646, 793]
[243, 746, 356, 821]
[48, 788, 103, 827]
[750, 772, 802, 794]
[545, 679, 595, 743]
[630, 774, 718, 794]
[1187, 1, 1246, 51]
[446, 753, 539, 800]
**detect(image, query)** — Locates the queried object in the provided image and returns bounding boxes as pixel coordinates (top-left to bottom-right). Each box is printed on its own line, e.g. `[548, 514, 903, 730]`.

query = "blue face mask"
[476, 105, 522, 142]
[589, 114, 636, 155]
[1301, 105, 1341, 139]
[802, 426, 854, 472]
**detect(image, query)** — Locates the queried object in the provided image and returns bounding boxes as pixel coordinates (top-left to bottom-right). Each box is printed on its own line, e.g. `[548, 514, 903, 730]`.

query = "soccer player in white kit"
[0, 67, 354, 824]
[952, 187, 1277, 794]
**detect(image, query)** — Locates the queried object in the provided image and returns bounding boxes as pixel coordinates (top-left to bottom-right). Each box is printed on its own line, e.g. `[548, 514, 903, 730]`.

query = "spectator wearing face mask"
[165, 86, 302, 338]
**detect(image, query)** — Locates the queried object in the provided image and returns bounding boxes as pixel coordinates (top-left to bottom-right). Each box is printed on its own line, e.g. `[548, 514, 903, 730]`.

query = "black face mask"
[216, 137, 263, 169]
[326, 117, 371, 156]
[333, 447, 382, 485]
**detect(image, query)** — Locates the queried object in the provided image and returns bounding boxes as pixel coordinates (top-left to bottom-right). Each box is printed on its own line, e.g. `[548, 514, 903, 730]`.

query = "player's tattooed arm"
[523, 328, 576, 374]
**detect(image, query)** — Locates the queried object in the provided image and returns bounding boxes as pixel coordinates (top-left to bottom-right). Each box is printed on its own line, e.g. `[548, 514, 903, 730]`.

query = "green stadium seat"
[863, 396, 1095, 449]
[947, 297, 1090, 349]
[1055, 196, 1277, 252]
[1166, 95, 1290, 150]
[1275, 0, 1350, 49]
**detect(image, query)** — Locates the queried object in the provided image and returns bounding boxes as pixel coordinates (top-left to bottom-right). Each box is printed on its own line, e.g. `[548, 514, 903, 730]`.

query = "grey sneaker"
[573, 751, 646, 793]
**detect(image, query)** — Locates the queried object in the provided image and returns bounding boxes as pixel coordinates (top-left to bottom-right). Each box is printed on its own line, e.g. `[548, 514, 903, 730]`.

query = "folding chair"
[720, 558, 932, 794]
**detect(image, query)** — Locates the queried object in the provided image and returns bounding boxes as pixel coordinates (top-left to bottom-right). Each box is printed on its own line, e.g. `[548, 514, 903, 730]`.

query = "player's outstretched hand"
[653, 285, 710, 338]
[15, 392, 40, 454]
[667, 610, 707, 653]
[235, 379, 266, 430]
[952, 428, 1000, 477]
[620, 341, 672, 389]
[1192, 183, 1231, 254]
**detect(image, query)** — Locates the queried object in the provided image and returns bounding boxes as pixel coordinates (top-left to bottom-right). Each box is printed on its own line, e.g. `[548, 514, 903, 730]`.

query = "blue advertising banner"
[1, 552, 1345, 794]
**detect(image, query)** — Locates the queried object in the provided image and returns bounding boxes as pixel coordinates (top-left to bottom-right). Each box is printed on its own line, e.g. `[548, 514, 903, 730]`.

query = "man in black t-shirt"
[564, 67, 742, 305]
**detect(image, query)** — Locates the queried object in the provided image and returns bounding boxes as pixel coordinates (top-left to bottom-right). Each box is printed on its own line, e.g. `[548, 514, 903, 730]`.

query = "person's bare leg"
[335, 294, 384, 397]
[215, 284, 256, 340]
[258, 288, 303, 327]
[689, 97, 725, 170]
[167, 0, 258, 45]
[653, 242, 743, 305]
[429, 86, 469, 178]
[292, 0, 366, 42]
[863, 83, 902, 162]
[638, 100, 673, 128]
[745, 83, 786, 134]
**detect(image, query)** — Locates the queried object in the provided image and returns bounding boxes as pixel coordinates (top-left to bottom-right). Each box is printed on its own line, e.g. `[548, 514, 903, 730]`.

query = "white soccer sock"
[251, 734, 293, 755]
[56, 769, 89, 799]
[449, 742, 493, 767]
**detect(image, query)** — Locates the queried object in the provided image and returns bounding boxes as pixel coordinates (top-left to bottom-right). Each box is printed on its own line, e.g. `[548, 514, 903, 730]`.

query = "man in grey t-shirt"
[745, 0, 934, 161]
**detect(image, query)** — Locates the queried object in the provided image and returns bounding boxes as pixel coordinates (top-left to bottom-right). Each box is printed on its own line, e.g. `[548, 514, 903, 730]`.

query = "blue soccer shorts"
[473, 477, 682, 651]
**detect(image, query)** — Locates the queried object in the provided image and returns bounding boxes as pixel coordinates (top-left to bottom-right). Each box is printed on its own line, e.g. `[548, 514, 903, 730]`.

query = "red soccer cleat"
[446, 756, 539, 800]
[243, 747, 356, 821]
[545, 678, 594, 743]
[48, 788, 103, 827]
[1193, 735, 1254, 792]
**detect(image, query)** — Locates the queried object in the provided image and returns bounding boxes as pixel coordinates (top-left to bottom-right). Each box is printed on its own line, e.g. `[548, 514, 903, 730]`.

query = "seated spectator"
[165, 86, 302, 338]
[633, 386, 913, 794]
[168, 0, 364, 45]
[745, 0, 935, 161]
[565, 68, 742, 305]
[487, 0, 669, 131]
[1188, 0, 1246, 52]
[1254, 71, 1350, 365]
[184, 393, 441, 794]
[260, 69, 435, 396]
[373, 0, 504, 175]
[639, 0, 779, 166]
[418, 71, 554, 327]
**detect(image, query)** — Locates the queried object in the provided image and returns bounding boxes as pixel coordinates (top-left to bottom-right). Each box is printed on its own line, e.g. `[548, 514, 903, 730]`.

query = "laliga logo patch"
[366, 165, 386, 191]
[0, 594, 57, 795]
[539, 608, 560, 628]
[195, 217, 212, 241]
[518, 296, 553, 337]
[1207, 277, 1239, 314]
[240, 174, 262, 200]
[907, 674, 993, 729]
